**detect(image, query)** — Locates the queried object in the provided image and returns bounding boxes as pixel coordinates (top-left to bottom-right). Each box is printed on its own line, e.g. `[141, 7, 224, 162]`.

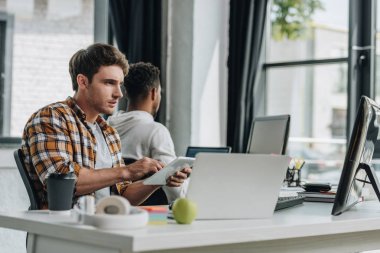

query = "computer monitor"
[185, 146, 231, 158]
[332, 96, 380, 216]
[246, 115, 290, 155]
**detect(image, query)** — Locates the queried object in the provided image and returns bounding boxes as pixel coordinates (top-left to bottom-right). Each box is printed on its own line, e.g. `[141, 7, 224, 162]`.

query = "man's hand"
[123, 157, 164, 181]
[166, 167, 192, 187]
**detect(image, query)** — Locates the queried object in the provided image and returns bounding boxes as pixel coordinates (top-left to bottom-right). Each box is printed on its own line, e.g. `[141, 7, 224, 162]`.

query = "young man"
[21, 44, 188, 209]
[108, 62, 190, 203]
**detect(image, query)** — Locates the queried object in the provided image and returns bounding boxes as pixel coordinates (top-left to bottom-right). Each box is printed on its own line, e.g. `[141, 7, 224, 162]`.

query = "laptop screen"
[185, 146, 231, 158]
[246, 115, 290, 155]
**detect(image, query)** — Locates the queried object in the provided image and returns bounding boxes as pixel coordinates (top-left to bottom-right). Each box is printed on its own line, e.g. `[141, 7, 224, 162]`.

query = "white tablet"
[143, 157, 195, 185]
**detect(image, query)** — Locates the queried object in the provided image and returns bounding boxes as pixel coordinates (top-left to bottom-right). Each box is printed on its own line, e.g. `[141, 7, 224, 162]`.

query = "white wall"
[165, 0, 194, 156]
[192, 0, 229, 147]
[166, 0, 229, 155]
[0, 148, 29, 253]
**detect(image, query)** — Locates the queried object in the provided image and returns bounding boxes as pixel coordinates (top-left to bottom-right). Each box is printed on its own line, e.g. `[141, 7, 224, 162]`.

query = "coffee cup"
[47, 172, 76, 212]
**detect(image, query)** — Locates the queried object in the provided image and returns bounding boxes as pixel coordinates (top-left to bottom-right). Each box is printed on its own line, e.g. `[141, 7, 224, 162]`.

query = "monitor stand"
[357, 163, 380, 201]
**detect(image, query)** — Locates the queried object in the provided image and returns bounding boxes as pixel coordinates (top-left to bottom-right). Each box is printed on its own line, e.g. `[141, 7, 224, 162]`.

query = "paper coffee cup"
[47, 172, 76, 211]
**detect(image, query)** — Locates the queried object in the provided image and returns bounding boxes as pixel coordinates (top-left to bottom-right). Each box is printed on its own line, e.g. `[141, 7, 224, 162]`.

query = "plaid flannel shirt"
[21, 97, 129, 209]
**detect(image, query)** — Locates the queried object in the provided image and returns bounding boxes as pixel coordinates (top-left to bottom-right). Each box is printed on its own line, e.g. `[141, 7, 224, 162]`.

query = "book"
[298, 191, 336, 203]
[140, 206, 169, 225]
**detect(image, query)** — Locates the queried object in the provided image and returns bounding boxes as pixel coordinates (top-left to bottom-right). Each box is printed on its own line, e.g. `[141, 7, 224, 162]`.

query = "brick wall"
[3, 0, 94, 136]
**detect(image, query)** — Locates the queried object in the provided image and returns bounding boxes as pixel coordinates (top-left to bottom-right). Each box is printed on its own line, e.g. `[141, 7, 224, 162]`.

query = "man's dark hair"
[125, 62, 160, 105]
[69, 43, 129, 91]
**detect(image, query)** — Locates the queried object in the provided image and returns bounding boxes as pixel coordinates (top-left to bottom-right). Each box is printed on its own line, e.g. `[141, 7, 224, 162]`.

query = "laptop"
[186, 153, 291, 219]
[246, 115, 290, 155]
[244, 115, 305, 210]
[185, 146, 231, 158]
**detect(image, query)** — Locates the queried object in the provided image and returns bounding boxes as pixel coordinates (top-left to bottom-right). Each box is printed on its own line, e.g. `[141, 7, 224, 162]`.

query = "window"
[0, 18, 6, 135]
[0, 0, 94, 138]
[264, 0, 349, 183]
[0, 11, 13, 137]
[268, 0, 348, 62]
[375, 1, 380, 104]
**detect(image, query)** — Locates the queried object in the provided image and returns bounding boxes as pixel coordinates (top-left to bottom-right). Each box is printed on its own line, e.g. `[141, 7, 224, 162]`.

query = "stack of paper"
[139, 206, 168, 225]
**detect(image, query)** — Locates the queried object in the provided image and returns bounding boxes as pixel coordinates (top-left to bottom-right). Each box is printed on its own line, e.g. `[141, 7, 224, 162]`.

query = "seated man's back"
[109, 110, 175, 165]
[108, 62, 188, 203]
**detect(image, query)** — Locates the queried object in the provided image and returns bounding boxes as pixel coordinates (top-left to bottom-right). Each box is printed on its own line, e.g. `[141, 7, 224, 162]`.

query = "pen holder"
[284, 158, 304, 187]
[285, 168, 301, 187]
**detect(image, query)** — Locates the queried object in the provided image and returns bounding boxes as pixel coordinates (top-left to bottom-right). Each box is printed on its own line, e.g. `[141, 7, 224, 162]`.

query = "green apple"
[172, 198, 197, 224]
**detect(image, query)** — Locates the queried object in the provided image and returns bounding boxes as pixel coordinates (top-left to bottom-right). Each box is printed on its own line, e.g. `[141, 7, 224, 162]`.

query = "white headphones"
[96, 195, 131, 215]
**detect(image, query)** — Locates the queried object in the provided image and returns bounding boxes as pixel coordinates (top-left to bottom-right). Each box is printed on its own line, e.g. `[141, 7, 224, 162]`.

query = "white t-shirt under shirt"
[108, 110, 187, 202]
[87, 122, 112, 203]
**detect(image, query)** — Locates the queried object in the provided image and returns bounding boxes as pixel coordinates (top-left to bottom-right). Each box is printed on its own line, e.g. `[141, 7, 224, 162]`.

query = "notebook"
[186, 153, 291, 219]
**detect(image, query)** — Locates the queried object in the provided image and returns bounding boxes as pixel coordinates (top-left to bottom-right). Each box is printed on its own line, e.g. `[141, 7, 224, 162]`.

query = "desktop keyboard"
[167, 195, 305, 218]
[275, 195, 305, 211]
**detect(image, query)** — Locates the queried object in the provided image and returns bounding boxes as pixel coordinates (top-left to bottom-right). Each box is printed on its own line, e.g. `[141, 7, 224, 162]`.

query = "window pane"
[0, 0, 94, 137]
[267, 0, 348, 62]
[266, 64, 347, 183]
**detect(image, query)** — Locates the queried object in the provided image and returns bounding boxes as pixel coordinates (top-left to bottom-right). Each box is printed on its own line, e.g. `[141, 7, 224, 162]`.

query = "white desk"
[1, 201, 380, 253]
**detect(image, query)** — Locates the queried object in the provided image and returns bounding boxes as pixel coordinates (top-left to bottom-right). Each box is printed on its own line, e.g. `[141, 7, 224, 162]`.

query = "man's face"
[85, 65, 124, 115]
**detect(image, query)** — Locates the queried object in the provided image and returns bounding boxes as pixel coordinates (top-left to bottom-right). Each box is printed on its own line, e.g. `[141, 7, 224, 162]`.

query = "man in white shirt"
[108, 62, 190, 203]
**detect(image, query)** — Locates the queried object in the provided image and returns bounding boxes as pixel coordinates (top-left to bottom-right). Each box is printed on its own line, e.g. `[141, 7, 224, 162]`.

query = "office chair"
[123, 158, 168, 205]
[14, 149, 39, 210]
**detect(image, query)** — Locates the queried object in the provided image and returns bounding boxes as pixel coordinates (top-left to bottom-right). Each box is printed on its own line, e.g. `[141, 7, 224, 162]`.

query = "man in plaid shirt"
[21, 43, 189, 209]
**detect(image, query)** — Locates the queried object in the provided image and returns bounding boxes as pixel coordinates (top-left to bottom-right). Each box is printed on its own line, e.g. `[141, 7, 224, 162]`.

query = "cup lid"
[47, 171, 76, 180]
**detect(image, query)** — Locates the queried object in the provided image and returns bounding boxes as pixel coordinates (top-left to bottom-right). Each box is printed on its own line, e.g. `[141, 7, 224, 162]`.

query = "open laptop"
[185, 146, 231, 158]
[186, 153, 291, 219]
[244, 115, 305, 210]
[246, 115, 290, 155]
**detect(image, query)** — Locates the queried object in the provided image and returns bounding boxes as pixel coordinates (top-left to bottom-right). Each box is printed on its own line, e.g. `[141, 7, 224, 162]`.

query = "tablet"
[143, 157, 195, 185]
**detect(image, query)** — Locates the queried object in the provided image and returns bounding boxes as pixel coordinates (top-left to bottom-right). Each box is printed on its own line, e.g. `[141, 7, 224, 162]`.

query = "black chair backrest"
[14, 149, 39, 210]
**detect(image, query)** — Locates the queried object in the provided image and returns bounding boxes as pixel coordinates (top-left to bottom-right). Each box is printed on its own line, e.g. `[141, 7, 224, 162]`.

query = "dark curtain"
[109, 0, 167, 205]
[109, 0, 161, 65]
[109, 0, 163, 117]
[227, 0, 268, 153]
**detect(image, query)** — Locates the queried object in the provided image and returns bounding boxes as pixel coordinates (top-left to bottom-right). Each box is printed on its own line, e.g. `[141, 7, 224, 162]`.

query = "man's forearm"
[122, 181, 160, 206]
[75, 167, 124, 195]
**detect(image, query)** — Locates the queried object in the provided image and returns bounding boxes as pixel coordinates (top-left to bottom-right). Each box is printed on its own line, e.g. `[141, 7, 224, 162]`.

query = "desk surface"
[2, 201, 380, 253]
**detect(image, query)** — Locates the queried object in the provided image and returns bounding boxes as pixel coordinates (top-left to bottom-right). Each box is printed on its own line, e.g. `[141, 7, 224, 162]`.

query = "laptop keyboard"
[275, 195, 305, 211]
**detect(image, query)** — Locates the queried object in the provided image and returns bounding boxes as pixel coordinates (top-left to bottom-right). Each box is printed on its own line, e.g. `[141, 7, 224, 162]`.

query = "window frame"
[261, 0, 377, 156]
[0, 1, 108, 145]
[0, 11, 14, 138]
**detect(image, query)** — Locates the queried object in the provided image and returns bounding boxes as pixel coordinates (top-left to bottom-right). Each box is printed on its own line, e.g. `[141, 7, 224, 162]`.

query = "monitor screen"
[185, 146, 231, 158]
[246, 115, 290, 155]
[332, 96, 380, 216]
